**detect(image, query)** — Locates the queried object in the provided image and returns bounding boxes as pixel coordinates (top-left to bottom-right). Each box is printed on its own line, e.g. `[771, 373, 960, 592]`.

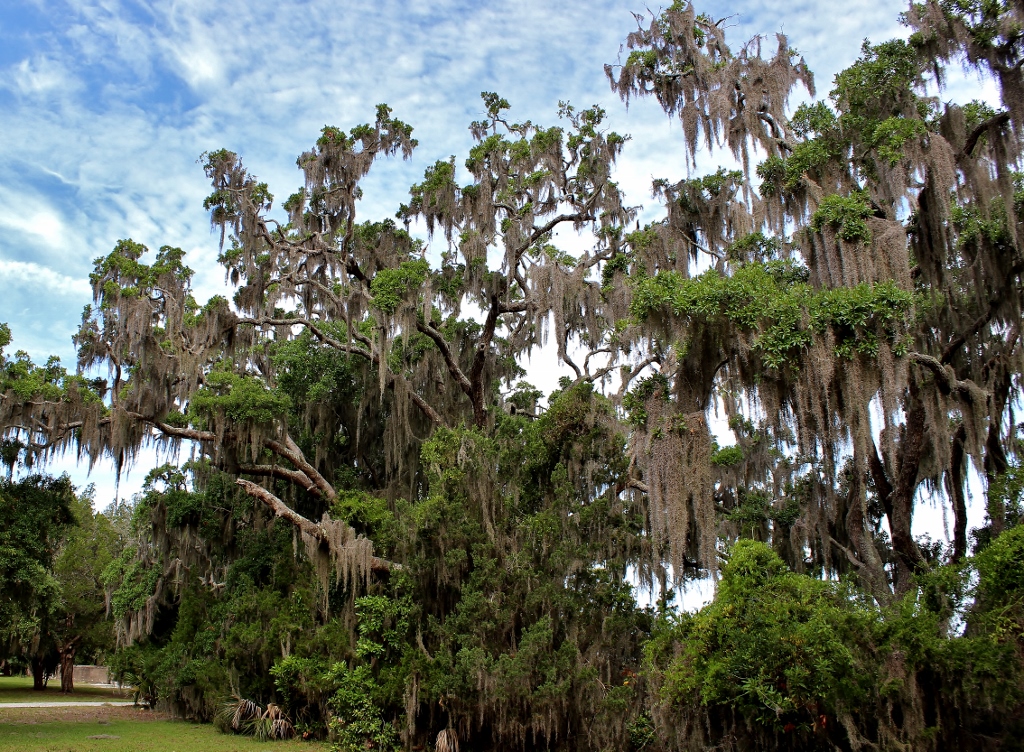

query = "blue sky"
[0, 0, 996, 534]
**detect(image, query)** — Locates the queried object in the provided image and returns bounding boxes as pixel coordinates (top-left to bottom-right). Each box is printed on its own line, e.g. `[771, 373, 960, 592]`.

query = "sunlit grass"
[0, 676, 126, 704]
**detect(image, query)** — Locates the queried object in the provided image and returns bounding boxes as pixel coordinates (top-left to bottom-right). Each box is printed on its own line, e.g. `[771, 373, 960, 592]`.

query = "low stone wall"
[57, 665, 110, 684]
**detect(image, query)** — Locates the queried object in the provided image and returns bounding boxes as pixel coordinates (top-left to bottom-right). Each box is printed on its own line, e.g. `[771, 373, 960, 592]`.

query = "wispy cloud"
[0, 258, 91, 297]
[0, 0, 990, 360]
[5, 55, 75, 95]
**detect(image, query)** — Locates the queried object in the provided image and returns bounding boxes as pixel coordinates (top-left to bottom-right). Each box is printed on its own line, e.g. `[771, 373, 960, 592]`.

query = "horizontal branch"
[962, 111, 1011, 157]
[236, 479, 397, 572]
[147, 418, 217, 443]
[238, 464, 321, 496]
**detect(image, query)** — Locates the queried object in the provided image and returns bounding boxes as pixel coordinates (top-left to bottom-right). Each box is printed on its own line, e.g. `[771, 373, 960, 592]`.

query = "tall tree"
[605, 0, 1023, 596]
[0, 473, 75, 690]
[1, 0, 1023, 747]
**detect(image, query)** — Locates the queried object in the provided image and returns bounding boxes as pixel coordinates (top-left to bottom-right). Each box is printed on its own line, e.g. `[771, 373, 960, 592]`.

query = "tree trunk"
[58, 643, 78, 693]
[949, 424, 968, 562]
[31, 655, 46, 691]
[984, 370, 1011, 537]
[889, 389, 927, 596]
[870, 379, 927, 596]
[846, 455, 891, 603]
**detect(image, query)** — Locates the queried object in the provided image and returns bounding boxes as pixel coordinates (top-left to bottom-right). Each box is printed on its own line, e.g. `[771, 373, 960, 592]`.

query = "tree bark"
[846, 455, 891, 603]
[949, 424, 968, 562]
[235, 479, 398, 572]
[57, 632, 81, 694]
[59, 646, 77, 693]
[984, 369, 1012, 537]
[889, 382, 927, 595]
[31, 655, 46, 691]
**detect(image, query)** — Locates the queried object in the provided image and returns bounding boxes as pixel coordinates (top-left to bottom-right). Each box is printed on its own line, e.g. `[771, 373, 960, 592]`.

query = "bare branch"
[238, 464, 322, 497]
[265, 436, 336, 501]
[235, 479, 397, 572]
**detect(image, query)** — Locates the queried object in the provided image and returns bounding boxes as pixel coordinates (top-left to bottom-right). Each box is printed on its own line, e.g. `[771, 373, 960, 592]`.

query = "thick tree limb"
[238, 464, 322, 497]
[265, 436, 336, 501]
[415, 322, 474, 397]
[908, 352, 988, 402]
[962, 111, 1011, 156]
[626, 478, 650, 494]
[948, 424, 968, 563]
[236, 479, 397, 572]
[148, 419, 217, 443]
[891, 383, 928, 594]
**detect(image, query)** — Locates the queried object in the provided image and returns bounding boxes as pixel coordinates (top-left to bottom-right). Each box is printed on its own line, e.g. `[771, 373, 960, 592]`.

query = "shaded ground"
[0, 676, 126, 704]
[0, 705, 326, 751]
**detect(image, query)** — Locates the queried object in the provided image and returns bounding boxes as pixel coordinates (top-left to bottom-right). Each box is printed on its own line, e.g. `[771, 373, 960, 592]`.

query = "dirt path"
[0, 705, 166, 724]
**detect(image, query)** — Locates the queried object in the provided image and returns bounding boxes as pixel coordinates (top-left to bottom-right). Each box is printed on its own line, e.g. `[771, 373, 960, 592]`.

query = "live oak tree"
[1, 0, 1023, 749]
[604, 0, 1024, 599]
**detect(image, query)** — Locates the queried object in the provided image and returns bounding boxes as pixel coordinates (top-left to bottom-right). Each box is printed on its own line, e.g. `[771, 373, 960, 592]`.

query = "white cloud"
[0, 192, 70, 251]
[5, 56, 74, 95]
[0, 258, 92, 298]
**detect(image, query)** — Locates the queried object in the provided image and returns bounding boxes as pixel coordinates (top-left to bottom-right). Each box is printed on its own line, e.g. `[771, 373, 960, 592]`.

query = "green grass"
[0, 716, 326, 751]
[0, 676, 125, 704]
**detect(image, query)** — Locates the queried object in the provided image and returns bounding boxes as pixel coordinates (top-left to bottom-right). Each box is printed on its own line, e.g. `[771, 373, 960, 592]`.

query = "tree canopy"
[1, 0, 1023, 749]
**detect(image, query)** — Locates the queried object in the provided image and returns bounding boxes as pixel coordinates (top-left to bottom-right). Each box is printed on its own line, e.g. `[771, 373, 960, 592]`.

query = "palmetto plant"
[221, 695, 295, 740]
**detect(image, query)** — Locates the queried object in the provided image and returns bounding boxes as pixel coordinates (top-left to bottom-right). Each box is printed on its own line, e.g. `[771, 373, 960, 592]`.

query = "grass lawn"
[0, 706, 327, 751]
[0, 676, 126, 703]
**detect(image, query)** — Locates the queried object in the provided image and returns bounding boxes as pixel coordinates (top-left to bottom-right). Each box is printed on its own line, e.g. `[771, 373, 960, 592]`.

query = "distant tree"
[49, 485, 119, 692]
[0, 474, 75, 690]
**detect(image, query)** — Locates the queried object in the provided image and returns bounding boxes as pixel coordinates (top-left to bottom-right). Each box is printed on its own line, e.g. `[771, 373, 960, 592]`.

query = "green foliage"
[726, 232, 782, 263]
[975, 524, 1024, 608]
[189, 369, 291, 425]
[369, 259, 430, 315]
[0, 475, 76, 646]
[790, 102, 839, 138]
[0, 476, 118, 680]
[105, 548, 160, 619]
[326, 664, 400, 752]
[952, 198, 1014, 249]
[831, 39, 921, 120]
[630, 263, 912, 366]
[0, 330, 103, 406]
[867, 116, 927, 166]
[811, 193, 874, 242]
[649, 541, 875, 729]
[90, 240, 195, 303]
[332, 491, 398, 556]
[623, 374, 670, 427]
[645, 539, 1024, 747]
[710, 445, 744, 467]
